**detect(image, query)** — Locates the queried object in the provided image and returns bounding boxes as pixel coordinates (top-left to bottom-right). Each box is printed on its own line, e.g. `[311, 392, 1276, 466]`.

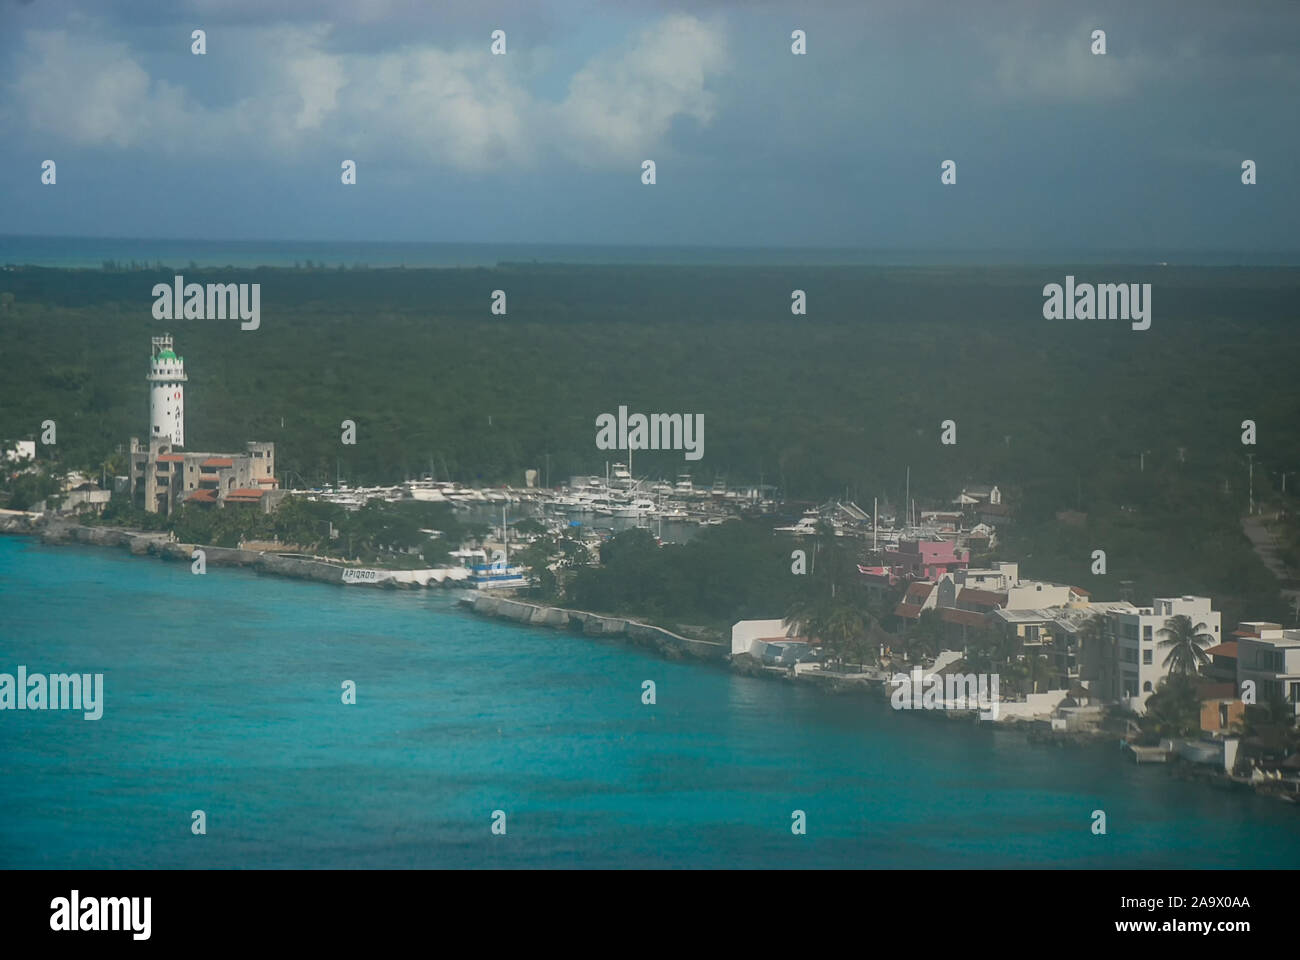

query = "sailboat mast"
[905, 465, 910, 534]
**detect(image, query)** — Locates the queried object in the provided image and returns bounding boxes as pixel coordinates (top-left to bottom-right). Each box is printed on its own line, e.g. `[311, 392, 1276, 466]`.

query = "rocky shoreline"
[457, 592, 729, 662]
[6, 510, 1294, 804]
[0, 511, 456, 590]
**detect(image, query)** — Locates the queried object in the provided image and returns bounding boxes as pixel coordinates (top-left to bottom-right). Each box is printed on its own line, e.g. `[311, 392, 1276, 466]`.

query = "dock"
[1127, 744, 1170, 764]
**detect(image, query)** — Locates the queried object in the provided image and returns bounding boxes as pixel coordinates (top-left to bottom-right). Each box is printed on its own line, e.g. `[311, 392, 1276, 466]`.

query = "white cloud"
[16, 31, 187, 147]
[556, 13, 728, 167]
[8, 15, 730, 172]
[980, 23, 1144, 102]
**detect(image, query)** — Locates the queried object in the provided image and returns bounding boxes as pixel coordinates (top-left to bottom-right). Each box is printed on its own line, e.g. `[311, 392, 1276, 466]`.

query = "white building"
[949, 561, 1074, 608]
[1005, 581, 1075, 609]
[3, 440, 35, 464]
[148, 334, 187, 447]
[955, 561, 1019, 592]
[955, 484, 1001, 506]
[1111, 596, 1222, 709]
[731, 618, 801, 658]
[1236, 623, 1300, 717]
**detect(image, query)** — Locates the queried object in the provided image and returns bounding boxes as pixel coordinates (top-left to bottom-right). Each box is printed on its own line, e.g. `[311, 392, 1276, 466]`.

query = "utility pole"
[1247, 453, 1254, 516]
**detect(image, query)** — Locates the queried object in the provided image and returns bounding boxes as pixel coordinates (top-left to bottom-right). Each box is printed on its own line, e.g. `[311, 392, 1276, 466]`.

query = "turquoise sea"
[2, 534, 1299, 869]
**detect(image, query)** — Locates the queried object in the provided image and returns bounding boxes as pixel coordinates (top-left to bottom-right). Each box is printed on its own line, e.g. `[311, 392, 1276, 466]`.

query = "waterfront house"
[1197, 681, 1245, 737]
[1235, 623, 1300, 718]
[1104, 596, 1222, 711]
[731, 618, 806, 659]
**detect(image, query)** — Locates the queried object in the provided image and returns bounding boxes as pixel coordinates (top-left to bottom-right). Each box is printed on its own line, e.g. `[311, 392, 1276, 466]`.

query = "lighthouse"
[148, 334, 187, 447]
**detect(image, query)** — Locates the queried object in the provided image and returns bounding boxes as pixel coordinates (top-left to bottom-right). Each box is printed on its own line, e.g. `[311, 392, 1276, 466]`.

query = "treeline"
[2, 263, 1298, 619]
[87, 496, 486, 566]
[558, 522, 804, 629]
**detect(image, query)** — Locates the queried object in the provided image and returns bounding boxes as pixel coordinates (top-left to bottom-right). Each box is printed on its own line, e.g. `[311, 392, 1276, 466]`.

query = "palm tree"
[903, 608, 943, 664]
[1156, 614, 1215, 677]
[1020, 650, 1052, 695]
[784, 593, 831, 649]
[821, 601, 869, 669]
[1074, 613, 1111, 686]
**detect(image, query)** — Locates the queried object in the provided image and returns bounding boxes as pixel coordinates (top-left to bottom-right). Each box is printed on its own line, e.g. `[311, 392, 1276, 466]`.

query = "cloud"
[556, 13, 728, 166]
[980, 23, 1142, 102]
[7, 14, 730, 172]
[15, 31, 188, 147]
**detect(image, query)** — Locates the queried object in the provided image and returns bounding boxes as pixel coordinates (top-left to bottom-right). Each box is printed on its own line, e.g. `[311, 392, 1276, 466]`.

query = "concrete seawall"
[460, 592, 728, 662]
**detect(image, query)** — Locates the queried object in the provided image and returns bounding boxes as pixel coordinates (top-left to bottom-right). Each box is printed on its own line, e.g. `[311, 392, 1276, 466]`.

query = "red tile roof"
[201, 458, 234, 468]
[939, 608, 989, 627]
[185, 489, 217, 502]
[156, 454, 184, 463]
[1070, 585, 1091, 596]
[256, 476, 277, 484]
[958, 588, 1007, 609]
[1204, 641, 1238, 659]
[226, 488, 264, 500]
[904, 582, 935, 601]
[894, 602, 926, 619]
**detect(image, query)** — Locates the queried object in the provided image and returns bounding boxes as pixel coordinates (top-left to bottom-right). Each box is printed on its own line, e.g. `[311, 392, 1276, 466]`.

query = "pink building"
[883, 539, 970, 582]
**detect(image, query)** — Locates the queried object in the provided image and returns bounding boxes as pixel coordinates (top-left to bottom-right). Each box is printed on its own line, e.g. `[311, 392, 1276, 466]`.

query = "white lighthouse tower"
[148, 334, 187, 447]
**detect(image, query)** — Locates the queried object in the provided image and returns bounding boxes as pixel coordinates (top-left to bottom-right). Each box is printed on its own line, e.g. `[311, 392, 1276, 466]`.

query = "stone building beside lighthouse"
[128, 334, 283, 516]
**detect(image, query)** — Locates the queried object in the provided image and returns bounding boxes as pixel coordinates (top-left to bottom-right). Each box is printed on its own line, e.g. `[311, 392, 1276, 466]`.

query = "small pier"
[1127, 744, 1170, 764]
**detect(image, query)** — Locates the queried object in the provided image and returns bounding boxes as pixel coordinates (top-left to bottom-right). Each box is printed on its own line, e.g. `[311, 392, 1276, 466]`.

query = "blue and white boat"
[468, 505, 527, 589]
[469, 560, 528, 589]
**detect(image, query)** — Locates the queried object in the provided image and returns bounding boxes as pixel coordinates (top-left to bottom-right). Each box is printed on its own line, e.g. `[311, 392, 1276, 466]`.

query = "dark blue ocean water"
[2, 535, 1298, 869]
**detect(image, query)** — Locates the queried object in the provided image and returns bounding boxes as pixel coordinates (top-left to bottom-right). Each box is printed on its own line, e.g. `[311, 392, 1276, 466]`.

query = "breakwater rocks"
[460, 593, 728, 662]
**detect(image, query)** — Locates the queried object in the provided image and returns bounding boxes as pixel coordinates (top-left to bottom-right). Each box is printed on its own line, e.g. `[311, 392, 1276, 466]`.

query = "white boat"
[612, 497, 656, 518]
[405, 480, 447, 502]
[774, 516, 819, 535]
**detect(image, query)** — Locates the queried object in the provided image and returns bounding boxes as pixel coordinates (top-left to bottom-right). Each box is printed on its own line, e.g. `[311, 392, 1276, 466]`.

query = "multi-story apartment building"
[1108, 596, 1222, 709]
[1235, 622, 1300, 717]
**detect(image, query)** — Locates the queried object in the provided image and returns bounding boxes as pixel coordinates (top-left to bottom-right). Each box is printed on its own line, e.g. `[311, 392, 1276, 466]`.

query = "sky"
[1, 0, 1298, 252]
